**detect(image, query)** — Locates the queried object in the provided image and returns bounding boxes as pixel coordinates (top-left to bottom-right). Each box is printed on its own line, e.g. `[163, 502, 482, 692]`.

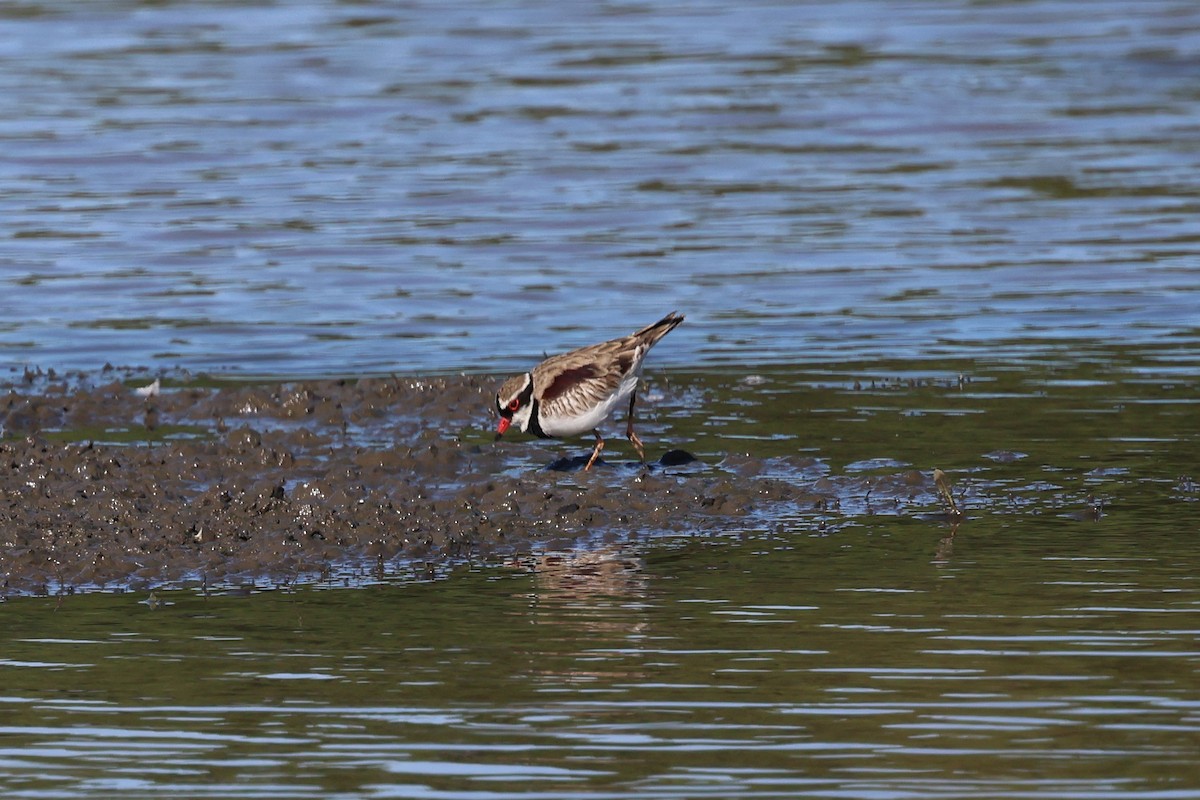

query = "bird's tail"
[633, 311, 685, 347]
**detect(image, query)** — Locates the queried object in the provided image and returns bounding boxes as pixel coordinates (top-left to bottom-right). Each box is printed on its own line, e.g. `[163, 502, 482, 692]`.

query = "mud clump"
[0, 370, 946, 596]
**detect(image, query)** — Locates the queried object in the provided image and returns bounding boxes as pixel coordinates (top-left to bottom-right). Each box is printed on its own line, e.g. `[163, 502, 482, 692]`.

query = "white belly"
[539, 372, 639, 438]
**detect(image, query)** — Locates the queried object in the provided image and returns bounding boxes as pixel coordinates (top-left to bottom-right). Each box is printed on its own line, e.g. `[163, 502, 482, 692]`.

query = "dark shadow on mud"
[544, 449, 699, 472]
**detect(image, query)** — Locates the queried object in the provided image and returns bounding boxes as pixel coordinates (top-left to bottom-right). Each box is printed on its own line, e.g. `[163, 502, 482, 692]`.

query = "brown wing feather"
[530, 312, 683, 419]
[531, 341, 621, 412]
[541, 364, 602, 404]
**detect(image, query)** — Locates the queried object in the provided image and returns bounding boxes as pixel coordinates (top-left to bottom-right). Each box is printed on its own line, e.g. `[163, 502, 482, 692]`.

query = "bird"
[494, 311, 684, 471]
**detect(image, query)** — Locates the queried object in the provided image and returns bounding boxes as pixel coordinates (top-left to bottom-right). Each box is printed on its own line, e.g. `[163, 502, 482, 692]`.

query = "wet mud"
[1, 368, 952, 596]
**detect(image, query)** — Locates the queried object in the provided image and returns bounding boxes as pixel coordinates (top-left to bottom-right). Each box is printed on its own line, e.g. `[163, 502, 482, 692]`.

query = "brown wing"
[541, 364, 604, 404]
[530, 313, 682, 419]
[533, 344, 632, 419]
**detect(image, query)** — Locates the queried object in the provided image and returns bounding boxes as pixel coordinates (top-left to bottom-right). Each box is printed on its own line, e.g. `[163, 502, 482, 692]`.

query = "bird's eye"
[508, 398, 520, 411]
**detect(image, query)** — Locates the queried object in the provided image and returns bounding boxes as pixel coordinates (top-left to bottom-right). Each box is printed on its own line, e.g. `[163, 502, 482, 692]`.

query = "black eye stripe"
[496, 374, 534, 421]
[520, 381, 534, 402]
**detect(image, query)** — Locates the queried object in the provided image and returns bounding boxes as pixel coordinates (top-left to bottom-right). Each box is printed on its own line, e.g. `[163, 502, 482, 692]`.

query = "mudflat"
[0, 369, 943, 596]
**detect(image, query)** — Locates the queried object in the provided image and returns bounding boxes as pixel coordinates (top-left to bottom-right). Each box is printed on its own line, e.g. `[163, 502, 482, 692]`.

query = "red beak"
[496, 417, 511, 438]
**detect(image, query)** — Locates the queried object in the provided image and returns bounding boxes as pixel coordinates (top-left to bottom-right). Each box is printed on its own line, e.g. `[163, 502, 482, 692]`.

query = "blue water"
[1, 0, 1197, 375]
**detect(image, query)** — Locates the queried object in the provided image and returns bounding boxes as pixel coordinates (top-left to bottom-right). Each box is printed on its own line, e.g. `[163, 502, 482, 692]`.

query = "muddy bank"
[0, 369, 951, 596]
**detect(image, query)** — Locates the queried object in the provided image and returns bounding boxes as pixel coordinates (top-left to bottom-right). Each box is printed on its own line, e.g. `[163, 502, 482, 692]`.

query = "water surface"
[1, 0, 1197, 374]
[1, 2, 1198, 798]
[3, 347, 1199, 798]
[2, 511, 1198, 799]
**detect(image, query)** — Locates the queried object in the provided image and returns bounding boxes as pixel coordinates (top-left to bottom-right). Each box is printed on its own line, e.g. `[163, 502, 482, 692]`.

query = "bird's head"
[494, 372, 534, 439]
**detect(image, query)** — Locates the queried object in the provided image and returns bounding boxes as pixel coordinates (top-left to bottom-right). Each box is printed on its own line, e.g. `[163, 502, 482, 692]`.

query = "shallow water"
[2, 512, 1198, 799]
[2, 348, 1199, 798]
[1, 0, 1198, 374]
